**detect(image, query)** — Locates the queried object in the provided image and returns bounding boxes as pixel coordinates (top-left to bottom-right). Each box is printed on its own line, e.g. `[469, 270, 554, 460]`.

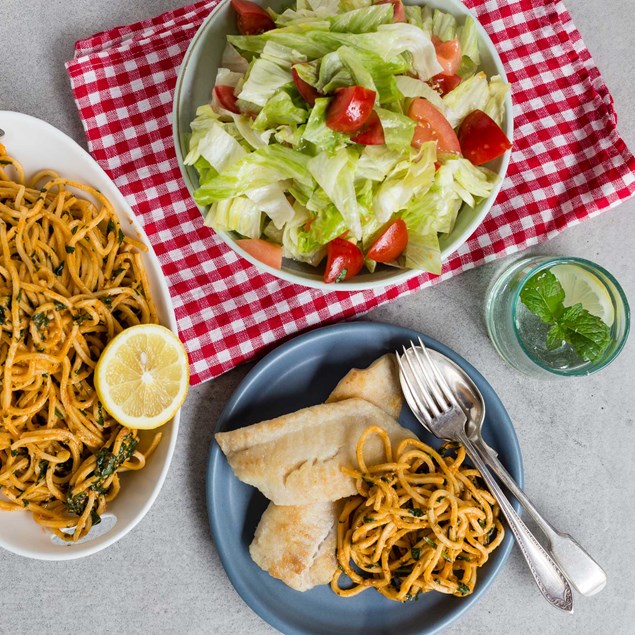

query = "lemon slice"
[95, 324, 189, 429]
[551, 264, 614, 326]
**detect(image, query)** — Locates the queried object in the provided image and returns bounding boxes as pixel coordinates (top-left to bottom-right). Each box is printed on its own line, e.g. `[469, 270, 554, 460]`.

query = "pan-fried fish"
[219, 355, 410, 591]
[216, 398, 415, 506]
[249, 501, 341, 592]
[217, 354, 412, 591]
[326, 354, 403, 420]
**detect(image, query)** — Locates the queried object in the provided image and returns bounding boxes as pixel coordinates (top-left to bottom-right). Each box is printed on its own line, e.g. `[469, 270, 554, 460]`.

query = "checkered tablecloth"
[66, 0, 635, 385]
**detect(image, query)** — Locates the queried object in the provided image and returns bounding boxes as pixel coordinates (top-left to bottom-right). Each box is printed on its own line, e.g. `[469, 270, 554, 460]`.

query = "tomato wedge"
[323, 238, 364, 283]
[291, 67, 320, 107]
[351, 111, 385, 145]
[213, 85, 240, 114]
[231, 0, 275, 35]
[427, 72, 462, 96]
[376, 0, 406, 23]
[367, 219, 408, 263]
[458, 109, 512, 165]
[408, 98, 461, 154]
[432, 36, 462, 76]
[326, 86, 376, 134]
[235, 238, 282, 270]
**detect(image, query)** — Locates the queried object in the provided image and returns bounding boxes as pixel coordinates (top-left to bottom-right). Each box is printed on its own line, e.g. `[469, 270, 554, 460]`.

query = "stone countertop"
[1, 1, 634, 633]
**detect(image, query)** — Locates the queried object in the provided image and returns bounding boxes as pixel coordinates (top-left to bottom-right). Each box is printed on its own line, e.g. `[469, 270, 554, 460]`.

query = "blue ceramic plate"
[207, 321, 523, 634]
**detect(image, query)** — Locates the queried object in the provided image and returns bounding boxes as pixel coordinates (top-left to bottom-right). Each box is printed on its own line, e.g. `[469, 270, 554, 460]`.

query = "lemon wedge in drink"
[551, 264, 614, 326]
[95, 324, 189, 429]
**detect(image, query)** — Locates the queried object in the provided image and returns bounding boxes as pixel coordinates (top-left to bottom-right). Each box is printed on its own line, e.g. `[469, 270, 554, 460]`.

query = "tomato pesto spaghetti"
[0, 145, 161, 541]
[332, 426, 504, 601]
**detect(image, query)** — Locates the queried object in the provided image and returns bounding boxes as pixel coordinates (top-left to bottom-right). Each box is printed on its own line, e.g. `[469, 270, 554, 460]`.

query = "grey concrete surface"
[1, 1, 634, 634]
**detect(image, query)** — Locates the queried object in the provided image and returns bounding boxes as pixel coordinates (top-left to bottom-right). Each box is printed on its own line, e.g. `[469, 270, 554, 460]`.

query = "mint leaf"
[559, 303, 612, 362]
[520, 271, 613, 363]
[559, 302, 584, 322]
[546, 323, 566, 350]
[519, 270, 565, 324]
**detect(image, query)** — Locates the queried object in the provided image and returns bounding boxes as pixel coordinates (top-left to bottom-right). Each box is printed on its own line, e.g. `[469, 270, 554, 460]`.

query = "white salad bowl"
[0, 111, 180, 560]
[173, 0, 513, 290]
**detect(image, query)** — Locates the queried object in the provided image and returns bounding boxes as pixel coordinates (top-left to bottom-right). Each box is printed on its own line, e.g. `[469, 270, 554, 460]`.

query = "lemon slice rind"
[95, 324, 189, 430]
[551, 264, 614, 327]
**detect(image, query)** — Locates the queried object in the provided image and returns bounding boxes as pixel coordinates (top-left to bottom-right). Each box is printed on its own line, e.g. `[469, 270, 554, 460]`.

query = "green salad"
[185, 0, 511, 282]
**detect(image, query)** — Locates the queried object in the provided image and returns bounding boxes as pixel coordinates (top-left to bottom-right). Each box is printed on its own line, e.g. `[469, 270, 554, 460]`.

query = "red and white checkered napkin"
[66, 0, 635, 385]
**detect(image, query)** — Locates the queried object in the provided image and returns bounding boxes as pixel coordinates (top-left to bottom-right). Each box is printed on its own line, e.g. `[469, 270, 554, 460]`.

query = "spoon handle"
[457, 431, 574, 612]
[471, 437, 607, 597]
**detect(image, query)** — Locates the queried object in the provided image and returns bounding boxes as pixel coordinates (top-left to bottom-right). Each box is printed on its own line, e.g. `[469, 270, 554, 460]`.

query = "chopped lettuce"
[482, 75, 509, 126]
[253, 90, 308, 131]
[402, 157, 498, 236]
[373, 142, 437, 222]
[337, 47, 378, 97]
[233, 115, 274, 149]
[457, 17, 480, 79]
[395, 75, 447, 114]
[302, 97, 348, 152]
[221, 43, 250, 74]
[184, 105, 245, 171]
[214, 68, 243, 89]
[405, 232, 442, 274]
[404, 6, 424, 29]
[442, 71, 490, 127]
[237, 58, 294, 108]
[307, 149, 361, 239]
[317, 51, 355, 93]
[205, 196, 262, 239]
[293, 60, 320, 88]
[274, 124, 306, 148]
[375, 108, 417, 151]
[194, 145, 312, 205]
[330, 5, 393, 33]
[260, 40, 308, 67]
[246, 183, 296, 229]
[443, 72, 510, 127]
[228, 31, 332, 59]
[355, 145, 404, 182]
[432, 9, 457, 41]
[370, 23, 442, 80]
[441, 158, 499, 207]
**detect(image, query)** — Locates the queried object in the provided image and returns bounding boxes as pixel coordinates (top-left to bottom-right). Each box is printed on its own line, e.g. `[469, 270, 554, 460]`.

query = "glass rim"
[510, 256, 631, 377]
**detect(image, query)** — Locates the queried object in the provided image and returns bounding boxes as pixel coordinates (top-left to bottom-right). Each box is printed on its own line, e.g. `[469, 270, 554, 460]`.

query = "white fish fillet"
[216, 397, 415, 506]
[249, 501, 341, 592]
[217, 354, 412, 591]
[326, 354, 403, 420]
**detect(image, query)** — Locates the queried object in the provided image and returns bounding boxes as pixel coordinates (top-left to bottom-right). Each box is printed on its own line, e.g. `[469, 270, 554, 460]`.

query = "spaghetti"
[0, 145, 161, 541]
[331, 426, 505, 602]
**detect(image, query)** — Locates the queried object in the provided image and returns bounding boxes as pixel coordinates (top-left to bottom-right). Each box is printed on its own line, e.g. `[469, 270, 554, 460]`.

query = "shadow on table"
[181, 363, 253, 552]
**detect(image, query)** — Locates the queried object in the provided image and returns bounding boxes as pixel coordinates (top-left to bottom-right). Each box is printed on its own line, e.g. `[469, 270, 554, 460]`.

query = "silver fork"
[397, 340, 574, 613]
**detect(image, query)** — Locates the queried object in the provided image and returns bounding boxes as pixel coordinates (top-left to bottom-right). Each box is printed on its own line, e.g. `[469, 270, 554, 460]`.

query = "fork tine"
[402, 345, 441, 417]
[416, 337, 461, 409]
[396, 352, 431, 425]
[398, 347, 437, 421]
[409, 341, 448, 411]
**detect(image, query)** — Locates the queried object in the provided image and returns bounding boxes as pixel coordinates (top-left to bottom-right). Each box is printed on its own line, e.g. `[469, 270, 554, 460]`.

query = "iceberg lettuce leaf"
[184, 105, 246, 171]
[307, 148, 362, 239]
[373, 142, 437, 222]
[194, 145, 313, 205]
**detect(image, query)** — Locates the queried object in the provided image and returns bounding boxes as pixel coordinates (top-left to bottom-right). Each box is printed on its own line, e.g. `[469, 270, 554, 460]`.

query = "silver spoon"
[425, 349, 607, 597]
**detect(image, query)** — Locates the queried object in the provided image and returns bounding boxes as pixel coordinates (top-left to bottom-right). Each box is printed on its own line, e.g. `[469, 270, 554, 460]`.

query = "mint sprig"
[518, 270, 565, 323]
[519, 269, 612, 363]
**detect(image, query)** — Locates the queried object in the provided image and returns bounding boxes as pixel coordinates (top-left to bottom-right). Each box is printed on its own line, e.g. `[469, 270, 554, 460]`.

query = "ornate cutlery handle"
[458, 431, 574, 612]
[472, 437, 607, 596]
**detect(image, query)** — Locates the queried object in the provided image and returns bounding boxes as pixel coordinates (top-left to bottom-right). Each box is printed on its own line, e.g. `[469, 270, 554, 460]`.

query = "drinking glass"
[485, 256, 630, 378]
